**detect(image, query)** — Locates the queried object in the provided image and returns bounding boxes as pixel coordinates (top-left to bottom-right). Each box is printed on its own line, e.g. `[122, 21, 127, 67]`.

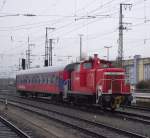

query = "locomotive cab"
[62, 54, 132, 110]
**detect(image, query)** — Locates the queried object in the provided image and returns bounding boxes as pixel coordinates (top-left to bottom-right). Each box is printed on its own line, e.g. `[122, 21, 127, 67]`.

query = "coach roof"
[16, 65, 66, 75]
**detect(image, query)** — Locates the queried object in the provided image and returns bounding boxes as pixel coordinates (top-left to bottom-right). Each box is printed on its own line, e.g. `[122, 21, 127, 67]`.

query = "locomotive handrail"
[99, 78, 129, 81]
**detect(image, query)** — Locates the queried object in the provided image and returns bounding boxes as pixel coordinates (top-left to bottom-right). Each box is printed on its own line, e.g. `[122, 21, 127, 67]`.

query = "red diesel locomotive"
[16, 54, 133, 110]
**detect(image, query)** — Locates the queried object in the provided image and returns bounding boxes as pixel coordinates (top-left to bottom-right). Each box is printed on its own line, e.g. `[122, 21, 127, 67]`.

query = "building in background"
[123, 55, 150, 85]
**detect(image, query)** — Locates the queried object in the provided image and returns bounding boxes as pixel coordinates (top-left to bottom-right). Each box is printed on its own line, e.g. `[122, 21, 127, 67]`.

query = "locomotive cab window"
[74, 64, 80, 71]
[83, 62, 92, 69]
[101, 63, 109, 68]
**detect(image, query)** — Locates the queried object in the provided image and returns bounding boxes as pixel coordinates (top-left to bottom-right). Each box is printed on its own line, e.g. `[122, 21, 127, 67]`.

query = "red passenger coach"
[16, 66, 67, 96]
[16, 54, 133, 110]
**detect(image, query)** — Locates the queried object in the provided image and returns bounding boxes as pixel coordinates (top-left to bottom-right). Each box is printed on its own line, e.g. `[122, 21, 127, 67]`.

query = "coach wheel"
[102, 102, 107, 110]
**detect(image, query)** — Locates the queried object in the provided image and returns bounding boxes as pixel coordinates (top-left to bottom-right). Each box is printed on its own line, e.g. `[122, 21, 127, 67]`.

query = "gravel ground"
[0, 103, 93, 138]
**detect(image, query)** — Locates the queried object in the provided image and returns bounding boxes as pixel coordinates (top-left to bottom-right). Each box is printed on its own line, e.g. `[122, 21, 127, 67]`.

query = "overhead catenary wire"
[0, 0, 7, 11]
[0, 0, 150, 71]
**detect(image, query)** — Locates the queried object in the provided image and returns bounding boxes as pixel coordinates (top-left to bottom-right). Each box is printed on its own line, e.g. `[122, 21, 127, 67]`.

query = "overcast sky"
[0, 0, 150, 77]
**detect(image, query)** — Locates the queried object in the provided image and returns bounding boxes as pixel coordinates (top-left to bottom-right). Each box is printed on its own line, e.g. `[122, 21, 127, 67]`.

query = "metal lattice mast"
[44, 27, 55, 66]
[118, 4, 123, 67]
[118, 3, 132, 67]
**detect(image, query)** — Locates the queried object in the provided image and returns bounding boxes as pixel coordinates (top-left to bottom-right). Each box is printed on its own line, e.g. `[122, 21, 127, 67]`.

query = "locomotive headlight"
[97, 85, 102, 97]
[98, 85, 102, 92]
[98, 85, 102, 91]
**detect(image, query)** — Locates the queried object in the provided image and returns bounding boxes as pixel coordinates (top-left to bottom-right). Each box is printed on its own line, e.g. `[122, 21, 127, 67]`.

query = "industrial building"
[123, 55, 150, 85]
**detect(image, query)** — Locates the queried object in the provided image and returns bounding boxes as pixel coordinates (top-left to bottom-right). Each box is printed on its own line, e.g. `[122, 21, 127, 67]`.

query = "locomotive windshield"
[83, 62, 92, 69]
[101, 63, 109, 68]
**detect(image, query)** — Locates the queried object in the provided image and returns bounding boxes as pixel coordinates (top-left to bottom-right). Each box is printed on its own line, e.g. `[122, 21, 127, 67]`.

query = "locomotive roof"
[16, 65, 66, 75]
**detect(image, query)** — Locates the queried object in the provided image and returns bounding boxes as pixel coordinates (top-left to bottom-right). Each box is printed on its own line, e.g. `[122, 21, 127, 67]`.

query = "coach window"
[42, 77, 44, 84]
[56, 76, 59, 84]
[19, 78, 21, 84]
[39, 77, 42, 84]
[35, 78, 36, 84]
[34, 77, 36, 84]
[45, 77, 47, 84]
[35, 76, 38, 84]
[32, 78, 34, 83]
[46, 76, 48, 84]
[34, 77, 36, 83]
[48, 77, 51, 84]
[37, 76, 39, 84]
[43, 76, 45, 84]
[38, 77, 40, 84]
[25, 77, 27, 84]
[18, 78, 19, 84]
[53, 75, 56, 84]
[44, 77, 46, 84]
[52, 74, 55, 84]
[49, 75, 52, 84]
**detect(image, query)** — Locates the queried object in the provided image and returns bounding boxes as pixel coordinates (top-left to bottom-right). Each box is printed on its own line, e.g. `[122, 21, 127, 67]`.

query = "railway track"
[125, 105, 150, 112]
[0, 98, 148, 138]
[0, 115, 30, 138]
[1, 91, 150, 137]
[28, 96, 150, 125]
[1, 93, 150, 125]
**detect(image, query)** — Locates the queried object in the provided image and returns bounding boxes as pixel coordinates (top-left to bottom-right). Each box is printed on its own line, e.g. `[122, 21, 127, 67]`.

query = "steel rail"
[0, 115, 30, 138]
[28, 96, 150, 125]
[113, 110, 150, 125]
[125, 105, 150, 112]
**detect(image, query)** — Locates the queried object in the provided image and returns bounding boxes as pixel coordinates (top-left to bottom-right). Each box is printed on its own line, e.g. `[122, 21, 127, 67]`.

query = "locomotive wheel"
[110, 100, 116, 111]
[102, 103, 107, 110]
